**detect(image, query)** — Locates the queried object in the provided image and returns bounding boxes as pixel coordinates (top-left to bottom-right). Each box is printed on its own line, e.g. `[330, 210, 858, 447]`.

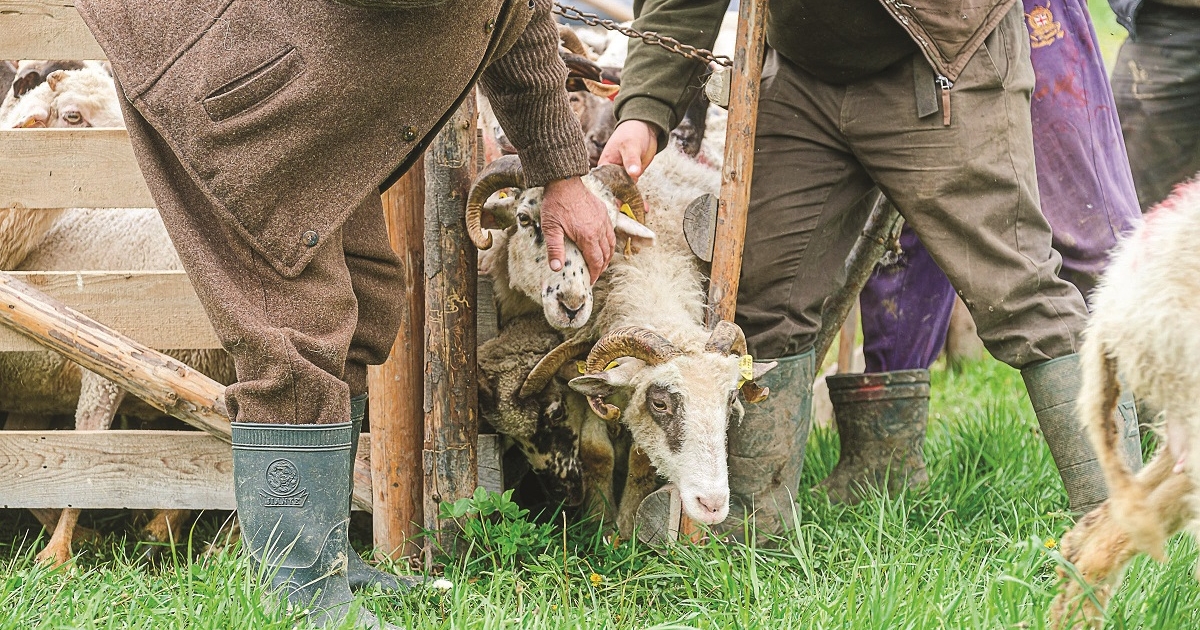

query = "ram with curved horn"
[466, 154, 655, 331]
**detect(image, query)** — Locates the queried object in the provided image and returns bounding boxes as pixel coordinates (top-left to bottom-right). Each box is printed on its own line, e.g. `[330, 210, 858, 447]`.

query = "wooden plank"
[0, 1, 105, 60]
[423, 99, 478, 556]
[477, 433, 503, 494]
[0, 431, 234, 510]
[0, 129, 154, 209]
[369, 160, 426, 560]
[0, 271, 218, 352]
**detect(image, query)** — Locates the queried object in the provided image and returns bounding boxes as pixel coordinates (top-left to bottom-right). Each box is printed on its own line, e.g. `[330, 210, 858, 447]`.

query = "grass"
[1, 358, 1198, 629]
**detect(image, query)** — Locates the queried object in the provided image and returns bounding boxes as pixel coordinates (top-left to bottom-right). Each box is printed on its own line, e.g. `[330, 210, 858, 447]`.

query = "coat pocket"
[202, 46, 305, 122]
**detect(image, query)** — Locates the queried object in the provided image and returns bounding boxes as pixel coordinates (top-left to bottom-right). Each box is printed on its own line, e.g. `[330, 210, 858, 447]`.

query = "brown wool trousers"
[120, 96, 405, 426]
[737, 5, 1088, 368]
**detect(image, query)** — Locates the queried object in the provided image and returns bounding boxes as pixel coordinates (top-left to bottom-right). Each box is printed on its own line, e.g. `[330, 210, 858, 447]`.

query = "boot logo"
[260, 459, 308, 507]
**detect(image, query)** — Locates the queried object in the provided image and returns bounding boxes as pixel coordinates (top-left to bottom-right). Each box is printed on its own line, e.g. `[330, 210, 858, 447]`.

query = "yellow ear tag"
[737, 354, 754, 388]
[605, 360, 620, 371]
[576, 360, 587, 374]
[619, 203, 635, 220]
[497, 191, 509, 199]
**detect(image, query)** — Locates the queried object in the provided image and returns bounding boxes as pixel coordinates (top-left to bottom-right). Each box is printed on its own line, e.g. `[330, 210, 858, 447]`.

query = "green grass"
[2, 358, 1199, 628]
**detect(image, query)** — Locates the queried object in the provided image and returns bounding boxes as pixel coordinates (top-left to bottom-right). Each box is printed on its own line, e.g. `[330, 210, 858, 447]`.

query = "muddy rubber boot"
[1022, 354, 1142, 515]
[347, 394, 421, 592]
[717, 349, 816, 538]
[817, 370, 931, 505]
[232, 422, 397, 629]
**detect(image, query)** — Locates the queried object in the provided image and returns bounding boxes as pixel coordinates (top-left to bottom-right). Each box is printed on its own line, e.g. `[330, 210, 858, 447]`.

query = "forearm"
[615, 0, 729, 148]
[481, 0, 589, 186]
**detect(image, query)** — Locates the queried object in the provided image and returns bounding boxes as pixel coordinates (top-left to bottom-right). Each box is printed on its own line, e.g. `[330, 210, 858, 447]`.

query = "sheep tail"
[1078, 335, 1166, 559]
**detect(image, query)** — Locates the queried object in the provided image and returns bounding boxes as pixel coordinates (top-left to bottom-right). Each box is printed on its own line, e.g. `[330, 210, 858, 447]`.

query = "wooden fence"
[0, 0, 495, 560]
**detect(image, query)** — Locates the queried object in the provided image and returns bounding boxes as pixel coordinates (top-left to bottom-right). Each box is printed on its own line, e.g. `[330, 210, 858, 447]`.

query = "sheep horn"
[588, 165, 646, 225]
[519, 337, 594, 399]
[558, 25, 592, 58]
[704, 320, 748, 357]
[584, 326, 682, 374]
[466, 154, 525, 250]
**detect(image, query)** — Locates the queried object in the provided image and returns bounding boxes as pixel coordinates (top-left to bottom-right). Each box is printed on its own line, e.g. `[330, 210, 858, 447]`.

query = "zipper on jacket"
[936, 75, 953, 126]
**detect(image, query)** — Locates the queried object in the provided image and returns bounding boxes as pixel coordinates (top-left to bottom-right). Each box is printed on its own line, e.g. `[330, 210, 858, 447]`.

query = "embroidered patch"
[260, 458, 308, 508]
[1026, 3, 1065, 49]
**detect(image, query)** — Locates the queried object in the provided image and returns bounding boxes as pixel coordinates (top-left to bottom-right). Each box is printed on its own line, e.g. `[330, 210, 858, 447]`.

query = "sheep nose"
[696, 493, 727, 515]
[559, 296, 585, 320]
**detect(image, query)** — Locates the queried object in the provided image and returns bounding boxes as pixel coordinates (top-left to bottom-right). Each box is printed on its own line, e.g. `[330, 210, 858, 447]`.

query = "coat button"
[484, 18, 496, 33]
[302, 230, 319, 247]
[402, 126, 418, 141]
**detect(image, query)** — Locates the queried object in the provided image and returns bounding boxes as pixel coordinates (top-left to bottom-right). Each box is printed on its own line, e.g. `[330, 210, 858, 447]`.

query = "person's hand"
[542, 176, 615, 284]
[598, 120, 659, 182]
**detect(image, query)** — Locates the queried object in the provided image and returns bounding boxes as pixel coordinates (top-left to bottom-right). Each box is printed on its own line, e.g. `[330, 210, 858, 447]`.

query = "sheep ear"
[46, 70, 67, 92]
[613, 214, 656, 250]
[481, 193, 518, 229]
[568, 373, 614, 398]
[583, 78, 619, 99]
[15, 108, 49, 128]
[752, 361, 777, 381]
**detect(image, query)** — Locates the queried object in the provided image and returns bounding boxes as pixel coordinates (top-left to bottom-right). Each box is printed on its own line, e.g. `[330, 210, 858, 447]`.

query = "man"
[825, 0, 1145, 514]
[1107, 0, 1200, 210]
[75, 1, 613, 627]
[601, 0, 1139, 535]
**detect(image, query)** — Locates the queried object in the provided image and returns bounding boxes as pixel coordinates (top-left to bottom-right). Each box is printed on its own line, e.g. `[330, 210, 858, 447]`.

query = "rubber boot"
[817, 369, 931, 505]
[718, 349, 815, 538]
[347, 394, 421, 592]
[1022, 353, 1142, 515]
[232, 422, 397, 629]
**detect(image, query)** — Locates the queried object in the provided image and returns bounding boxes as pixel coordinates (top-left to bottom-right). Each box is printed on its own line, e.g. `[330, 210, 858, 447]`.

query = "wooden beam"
[369, 160, 426, 561]
[0, 129, 154, 209]
[0, 271, 218, 352]
[0, 272, 377, 511]
[423, 100, 478, 556]
[0, 2, 104, 60]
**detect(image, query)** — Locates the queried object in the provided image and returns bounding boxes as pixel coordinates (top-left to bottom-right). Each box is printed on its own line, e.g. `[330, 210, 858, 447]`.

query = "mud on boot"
[818, 369, 931, 506]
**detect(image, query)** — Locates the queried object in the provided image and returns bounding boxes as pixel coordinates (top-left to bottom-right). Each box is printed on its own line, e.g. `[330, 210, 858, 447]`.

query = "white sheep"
[0, 64, 121, 129]
[1051, 174, 1200, 628]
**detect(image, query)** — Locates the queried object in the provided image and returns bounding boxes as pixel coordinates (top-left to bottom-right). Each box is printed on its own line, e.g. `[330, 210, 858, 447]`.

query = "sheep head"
[2, 66, 123, 129]
[567, 322, 777, 526]
[466, 154, 656, 330]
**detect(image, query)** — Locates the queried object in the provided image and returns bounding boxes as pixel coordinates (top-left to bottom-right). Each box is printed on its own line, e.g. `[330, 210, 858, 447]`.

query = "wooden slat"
[0, 129, 154, 209]
[0, 2, 104, 60]
[0, 271, 218, 351]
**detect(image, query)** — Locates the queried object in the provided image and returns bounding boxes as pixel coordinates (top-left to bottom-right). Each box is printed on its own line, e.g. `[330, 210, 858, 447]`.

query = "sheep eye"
[62, 111, 84, 125]
[651, 399, 668, 412]
[518, 213, 533, 228]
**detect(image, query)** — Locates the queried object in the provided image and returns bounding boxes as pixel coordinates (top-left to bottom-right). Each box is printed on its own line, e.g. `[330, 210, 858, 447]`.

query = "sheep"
[1050, 174, 1200, 628]
[470, 147, 777, 535]
[0, 64, 122, 129]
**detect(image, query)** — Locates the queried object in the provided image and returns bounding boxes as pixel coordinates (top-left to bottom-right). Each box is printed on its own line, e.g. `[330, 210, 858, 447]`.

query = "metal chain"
[552, 3, 733, 68]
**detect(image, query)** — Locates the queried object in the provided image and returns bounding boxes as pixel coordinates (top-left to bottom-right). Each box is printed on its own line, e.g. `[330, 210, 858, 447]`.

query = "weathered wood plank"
[477, 433, 503, 495]
[423, 99, 478, 555]
[0, 271, 219, 352]
[0, 129, 154, 209]
[369, 161, 426, 560]
[0, 1, 104, 60]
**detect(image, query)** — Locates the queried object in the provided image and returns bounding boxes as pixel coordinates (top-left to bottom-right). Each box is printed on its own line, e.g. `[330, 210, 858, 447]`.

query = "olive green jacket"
[617, 0, 1018, 143]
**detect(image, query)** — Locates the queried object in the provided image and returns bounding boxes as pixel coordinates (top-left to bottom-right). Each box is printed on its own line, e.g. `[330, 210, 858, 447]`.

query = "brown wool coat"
[77, 0, 589, 278]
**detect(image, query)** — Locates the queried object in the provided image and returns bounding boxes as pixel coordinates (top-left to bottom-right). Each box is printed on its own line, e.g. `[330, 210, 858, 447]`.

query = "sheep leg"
[616, 446, 660, 540]
[202, 514, 241, 559]
[578, 415, 617, 531]
[1051, 450, 1193, 629]
[140, 509, 192, 560]
[35, 370, 125, 566]
[28, 509, 101, 544]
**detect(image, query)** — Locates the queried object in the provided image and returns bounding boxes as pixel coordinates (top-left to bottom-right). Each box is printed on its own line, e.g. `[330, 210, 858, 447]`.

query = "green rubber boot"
[347, 394, 421, 592]
[718, 349, 815, 538]
[232, 422, 397, 629]
[1022, 354, 1142, 515]
[817, 369, 931, 505]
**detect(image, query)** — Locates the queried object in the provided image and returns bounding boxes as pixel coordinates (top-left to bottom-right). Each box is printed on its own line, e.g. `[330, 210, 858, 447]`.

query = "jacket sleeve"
[615, 0, 729, 149]
[480, 0, 590, 187]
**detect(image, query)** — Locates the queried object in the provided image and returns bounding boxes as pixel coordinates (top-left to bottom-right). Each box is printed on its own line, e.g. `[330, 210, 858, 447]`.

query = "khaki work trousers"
[737, 5, 1088, 368]
[120, 96, 405, 426]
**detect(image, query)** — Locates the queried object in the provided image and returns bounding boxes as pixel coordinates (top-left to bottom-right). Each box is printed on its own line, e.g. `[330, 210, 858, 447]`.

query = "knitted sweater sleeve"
[480, 0, 590, 187]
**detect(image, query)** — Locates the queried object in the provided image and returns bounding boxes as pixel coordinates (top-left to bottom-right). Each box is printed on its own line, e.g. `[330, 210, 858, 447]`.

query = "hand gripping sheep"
[1050, 174, 1200, 629]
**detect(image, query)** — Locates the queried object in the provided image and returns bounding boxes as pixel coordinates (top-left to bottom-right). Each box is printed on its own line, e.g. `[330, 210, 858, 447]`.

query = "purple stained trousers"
[860, 0, 1142, 373]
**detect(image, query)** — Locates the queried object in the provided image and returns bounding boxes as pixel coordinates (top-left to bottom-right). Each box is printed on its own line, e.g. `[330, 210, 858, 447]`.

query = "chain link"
[552, 3, 733, 68]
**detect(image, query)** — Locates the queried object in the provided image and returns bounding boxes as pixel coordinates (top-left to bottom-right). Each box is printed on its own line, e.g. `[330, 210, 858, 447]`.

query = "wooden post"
[688, 0, 770, 542]
[368, 158, 426, 560]
[0, 272, 377, 512]
[422, 100, 478, 560]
